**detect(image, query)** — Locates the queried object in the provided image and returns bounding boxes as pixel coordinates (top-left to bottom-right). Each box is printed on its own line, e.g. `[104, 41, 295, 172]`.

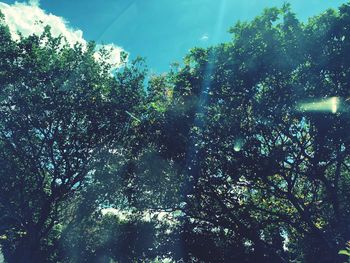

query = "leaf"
[338, 250, 350, 256]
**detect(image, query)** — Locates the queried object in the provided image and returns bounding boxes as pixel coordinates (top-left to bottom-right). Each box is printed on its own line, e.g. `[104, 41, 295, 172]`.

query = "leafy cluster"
[1, 3, 350, 263]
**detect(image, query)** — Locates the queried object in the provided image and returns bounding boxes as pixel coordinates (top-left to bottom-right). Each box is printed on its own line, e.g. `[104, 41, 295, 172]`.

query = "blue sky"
[1, 0, 349, 72]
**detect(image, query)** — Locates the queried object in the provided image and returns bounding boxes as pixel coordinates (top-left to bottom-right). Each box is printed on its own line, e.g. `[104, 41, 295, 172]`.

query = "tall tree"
[0, 16, 146, 262]
[125, 4, 350, 262]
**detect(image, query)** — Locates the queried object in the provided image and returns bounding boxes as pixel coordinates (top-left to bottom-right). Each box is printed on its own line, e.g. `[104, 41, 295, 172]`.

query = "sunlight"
[185, 0, 228, 174]
[3, 1, 350, 261]
[212, 0, 227, 43]
[297, 97, 340, 114]
[331, 96, 338, 113]
[234, 138, 244, 152]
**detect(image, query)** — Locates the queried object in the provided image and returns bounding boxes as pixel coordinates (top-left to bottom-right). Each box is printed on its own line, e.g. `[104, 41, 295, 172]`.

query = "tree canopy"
[1, 3, 350, 263]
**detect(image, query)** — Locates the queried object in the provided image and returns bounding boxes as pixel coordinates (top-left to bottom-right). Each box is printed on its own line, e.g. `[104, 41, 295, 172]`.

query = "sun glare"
[297, 97, 340, 114]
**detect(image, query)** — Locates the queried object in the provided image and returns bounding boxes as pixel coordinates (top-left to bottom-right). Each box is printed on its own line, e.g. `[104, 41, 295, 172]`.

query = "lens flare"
[234, 138, 244, 152]
[297, 97, 340, 114]
[331, 97, 338, 113]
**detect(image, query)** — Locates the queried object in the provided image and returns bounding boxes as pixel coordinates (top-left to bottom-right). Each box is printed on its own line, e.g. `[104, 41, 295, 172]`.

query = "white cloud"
[29, 0, 39, 5]
[94, 43, 124, 67]
[0, 1, 125, 67]
[200, 33, 209, 41]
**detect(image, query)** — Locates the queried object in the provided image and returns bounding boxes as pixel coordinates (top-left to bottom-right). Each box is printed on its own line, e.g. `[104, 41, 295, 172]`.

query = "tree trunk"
[5, 230, 45, 263]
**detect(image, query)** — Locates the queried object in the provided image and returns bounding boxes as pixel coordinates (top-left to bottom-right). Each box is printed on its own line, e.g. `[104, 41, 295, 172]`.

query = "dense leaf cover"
[1, 3, 350, 263]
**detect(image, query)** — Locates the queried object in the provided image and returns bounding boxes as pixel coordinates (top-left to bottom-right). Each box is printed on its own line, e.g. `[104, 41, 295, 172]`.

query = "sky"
[0, 0, 349, 73]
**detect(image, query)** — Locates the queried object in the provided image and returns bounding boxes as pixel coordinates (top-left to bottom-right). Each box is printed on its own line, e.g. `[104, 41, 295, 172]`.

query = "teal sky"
[1, 0, 349, 72]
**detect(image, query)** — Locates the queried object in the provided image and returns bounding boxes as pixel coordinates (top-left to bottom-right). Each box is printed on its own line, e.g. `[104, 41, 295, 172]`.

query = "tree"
[125, 4, 350, 262]
[0, 16, 147, 262]
[2, 2, 350, 262]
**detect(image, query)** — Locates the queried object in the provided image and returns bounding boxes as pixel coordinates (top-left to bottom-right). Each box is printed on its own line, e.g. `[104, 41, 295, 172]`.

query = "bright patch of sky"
[0, 0, 348, 72]
[0, 0, 123, 66]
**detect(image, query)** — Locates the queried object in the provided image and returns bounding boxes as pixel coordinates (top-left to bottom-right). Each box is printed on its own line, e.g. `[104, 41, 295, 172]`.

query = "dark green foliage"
[0, 14, 147, 262]
[130, 3, 350, 262]
[2, 3, 350, 263]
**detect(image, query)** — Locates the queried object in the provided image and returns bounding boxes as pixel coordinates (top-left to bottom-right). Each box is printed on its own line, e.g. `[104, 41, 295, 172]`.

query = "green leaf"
[338, 250, 350, 256]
